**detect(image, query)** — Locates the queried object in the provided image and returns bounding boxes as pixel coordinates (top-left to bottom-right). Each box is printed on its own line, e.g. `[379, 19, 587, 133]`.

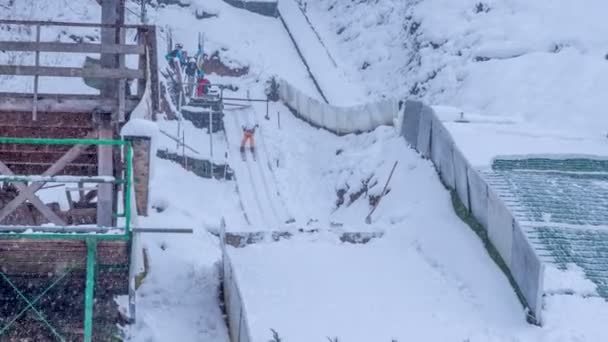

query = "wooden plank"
[137, 29, 147, 97]
[33, 24, 40, 121]
[0, 175, 112, 183]
[146, 27, 160, 115]
[117, 25, 127, 122]
[0, 65, 144, 79]
[0, 126, 93, 138]
[0, 95, 139, 114]
[0, 151, 96, 163]
[0, 92, 139, 101]
[0, 160, 67, 226]
[0, 41, 145, 54]
[0, 19, 152, 29]
[96, 114, 114, 227]
[3, 163, 97, 176]
[0, 135, 94, 223]
[101, 0, 120, 99]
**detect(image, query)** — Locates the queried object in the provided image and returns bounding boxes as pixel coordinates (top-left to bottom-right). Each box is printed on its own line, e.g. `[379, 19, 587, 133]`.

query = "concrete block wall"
[220, 223, 253, 342]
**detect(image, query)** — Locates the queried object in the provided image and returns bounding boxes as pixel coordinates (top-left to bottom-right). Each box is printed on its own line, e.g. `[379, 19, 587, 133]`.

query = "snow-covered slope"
[4, 0, 608, 341]
[304, 0, 608, 136]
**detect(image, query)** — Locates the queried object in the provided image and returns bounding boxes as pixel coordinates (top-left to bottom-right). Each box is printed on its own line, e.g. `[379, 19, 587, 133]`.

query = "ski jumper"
[240, 125, 257, 152]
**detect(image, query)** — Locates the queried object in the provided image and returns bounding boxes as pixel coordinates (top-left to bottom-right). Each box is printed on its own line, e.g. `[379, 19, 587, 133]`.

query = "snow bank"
[121, 118, 159, 138]
[544, 264, 598, 296]
[228, 231, 533, 342]
[305, 0, 608, 136]
[279, 78, 397, 135]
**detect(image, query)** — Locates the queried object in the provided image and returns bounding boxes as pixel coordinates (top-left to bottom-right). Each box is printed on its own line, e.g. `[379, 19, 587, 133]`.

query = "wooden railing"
[0, 19, 159, 122]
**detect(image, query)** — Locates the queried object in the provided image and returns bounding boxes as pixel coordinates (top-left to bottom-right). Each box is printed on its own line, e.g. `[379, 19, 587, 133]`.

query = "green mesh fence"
[487, 157, 608, 299]
[492, 157, 608, 173]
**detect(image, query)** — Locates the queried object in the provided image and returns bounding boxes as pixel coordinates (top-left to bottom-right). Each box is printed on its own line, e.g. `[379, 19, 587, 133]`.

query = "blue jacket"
[165, 49, 186, 65]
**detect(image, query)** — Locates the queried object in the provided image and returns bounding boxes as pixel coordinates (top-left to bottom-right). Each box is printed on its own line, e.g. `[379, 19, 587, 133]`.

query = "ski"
[240, 146, 247, 161]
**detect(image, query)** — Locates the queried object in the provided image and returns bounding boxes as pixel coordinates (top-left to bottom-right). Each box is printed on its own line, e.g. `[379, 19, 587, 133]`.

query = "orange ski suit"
[241, 127, 255, 149]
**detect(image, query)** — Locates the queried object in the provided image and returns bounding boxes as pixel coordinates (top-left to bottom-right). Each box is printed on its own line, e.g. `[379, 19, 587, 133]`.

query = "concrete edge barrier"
[278, 79, 398, 135]
[399, 100, 545, 324]
[220, 221, 254, 342]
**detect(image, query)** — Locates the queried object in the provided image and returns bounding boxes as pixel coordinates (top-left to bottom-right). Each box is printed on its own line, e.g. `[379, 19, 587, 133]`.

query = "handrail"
[0, 41, 145, 55]
[0, 19, 154, 29]
[0, 137, 127, 145]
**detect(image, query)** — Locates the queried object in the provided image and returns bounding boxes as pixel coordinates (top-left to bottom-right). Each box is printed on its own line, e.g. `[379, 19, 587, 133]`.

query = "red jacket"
[197, 78, 210, 96]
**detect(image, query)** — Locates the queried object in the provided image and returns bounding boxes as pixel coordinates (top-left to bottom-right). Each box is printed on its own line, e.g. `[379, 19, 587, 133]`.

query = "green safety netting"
[486, 157, 608, 299]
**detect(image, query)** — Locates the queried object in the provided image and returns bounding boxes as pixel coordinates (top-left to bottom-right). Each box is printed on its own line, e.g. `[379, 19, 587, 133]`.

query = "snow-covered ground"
[277, 0, 366, 105]
[4, 0, 608, 341]
[434, 106, 608, 167]
[303, 0, 608, 136]
[228, 90, 608, 341]
[127, 158, 236, 342]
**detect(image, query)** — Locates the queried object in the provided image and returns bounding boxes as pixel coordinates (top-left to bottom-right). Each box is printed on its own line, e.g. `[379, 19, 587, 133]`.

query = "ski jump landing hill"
[220, 1, 608, 338]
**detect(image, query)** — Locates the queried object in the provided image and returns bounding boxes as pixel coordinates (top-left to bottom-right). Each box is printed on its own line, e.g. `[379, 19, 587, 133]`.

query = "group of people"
[165, 43, 210, 97]
[166, 43, 258, 156]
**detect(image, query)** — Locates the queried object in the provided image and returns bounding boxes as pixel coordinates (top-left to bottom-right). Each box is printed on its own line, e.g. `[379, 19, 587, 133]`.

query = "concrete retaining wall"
[399, 100, 545, 324]
[220, 222, 253, 342]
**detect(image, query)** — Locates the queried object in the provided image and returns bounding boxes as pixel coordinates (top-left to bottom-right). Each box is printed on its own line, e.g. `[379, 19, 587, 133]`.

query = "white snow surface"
[228, 92, 608, 341]
[4, 0, 608, 341]
[544, 263, 598, 297]
[434, 106, 608, 167]
[126, 158, 243, 342]
[277, 0, 366, 105]
[304, 0, 608, 135]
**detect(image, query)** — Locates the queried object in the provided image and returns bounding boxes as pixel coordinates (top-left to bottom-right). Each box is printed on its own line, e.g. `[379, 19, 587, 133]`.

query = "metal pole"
[183, 132, 187, 170]
[277, 111, 281, 129]
[83, 238, 98, 342]
[176, 112, 182, 150]
[223, 160, 227, 180]
[125, 143, 133, 234]
[209, 110, 213, 158]
[265, 97, 269, 120]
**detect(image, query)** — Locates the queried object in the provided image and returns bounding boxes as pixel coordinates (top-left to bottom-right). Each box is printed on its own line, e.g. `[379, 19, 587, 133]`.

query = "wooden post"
[137, 27, 147, 97]
[117, 26, 126, 122]
[96, 113, 114, 227]
[101, 0, 119, 98]
[124, 135, 151, 216]
[144, 26, 160, 118]
[101, 0, 126, 123]
[32, 24, 41, 121]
